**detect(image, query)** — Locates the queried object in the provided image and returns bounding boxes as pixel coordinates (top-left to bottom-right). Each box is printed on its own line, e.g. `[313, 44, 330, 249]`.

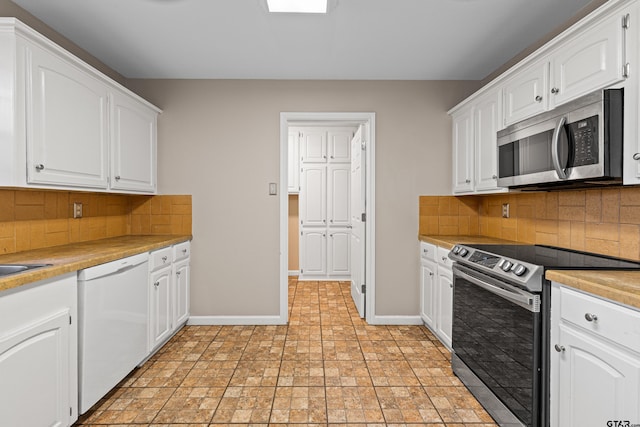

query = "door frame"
[279, 112, 376, 324]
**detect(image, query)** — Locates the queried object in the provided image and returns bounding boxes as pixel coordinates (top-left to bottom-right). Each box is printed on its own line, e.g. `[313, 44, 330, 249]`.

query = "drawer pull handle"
[554, 344, 565, 353]
[584, 313, 598, 322]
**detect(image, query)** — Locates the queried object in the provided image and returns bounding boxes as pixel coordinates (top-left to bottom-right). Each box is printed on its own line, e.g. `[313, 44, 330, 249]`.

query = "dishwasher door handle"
[454, 265, 540, 312]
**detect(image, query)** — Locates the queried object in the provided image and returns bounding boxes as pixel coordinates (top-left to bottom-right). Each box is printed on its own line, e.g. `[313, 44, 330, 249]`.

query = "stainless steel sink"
[0, 264, 51, 277]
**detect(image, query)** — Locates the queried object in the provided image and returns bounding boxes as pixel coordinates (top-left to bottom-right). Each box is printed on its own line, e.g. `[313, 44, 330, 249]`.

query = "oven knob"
[513, 264, 528, 276]
[452, 246, 461, 255]
[501, 260, 513, 271]
[459, 248, 469, 257]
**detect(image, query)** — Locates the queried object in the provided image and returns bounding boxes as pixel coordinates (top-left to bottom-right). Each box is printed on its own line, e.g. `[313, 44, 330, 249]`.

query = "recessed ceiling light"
[266, 0, 327, 14]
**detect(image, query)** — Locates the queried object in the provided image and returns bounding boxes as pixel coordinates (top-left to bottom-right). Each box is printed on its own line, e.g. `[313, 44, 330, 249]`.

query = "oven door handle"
[454, 266, 540, 312]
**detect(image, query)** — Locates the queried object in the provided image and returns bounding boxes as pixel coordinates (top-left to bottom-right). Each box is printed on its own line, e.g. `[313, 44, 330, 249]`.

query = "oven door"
[452, 263, 542, 427]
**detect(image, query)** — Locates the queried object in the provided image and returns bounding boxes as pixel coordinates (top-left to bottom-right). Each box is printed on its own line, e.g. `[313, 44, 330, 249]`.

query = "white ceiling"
[12, 0, 596, 80]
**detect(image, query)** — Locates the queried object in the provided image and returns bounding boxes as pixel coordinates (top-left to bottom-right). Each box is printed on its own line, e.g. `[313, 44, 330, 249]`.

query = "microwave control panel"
[567, 115, 598, 166]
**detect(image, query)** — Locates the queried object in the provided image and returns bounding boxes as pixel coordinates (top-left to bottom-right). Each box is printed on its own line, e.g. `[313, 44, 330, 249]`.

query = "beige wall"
[126, 79, 479, 317]
[0, 0, 126, 85]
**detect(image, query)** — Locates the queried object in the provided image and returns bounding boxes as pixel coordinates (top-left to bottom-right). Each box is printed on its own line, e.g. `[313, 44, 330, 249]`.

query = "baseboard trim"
[188, 315, 286, 326]
[367, 314, 423, 325]
[288, 270, 300, 276]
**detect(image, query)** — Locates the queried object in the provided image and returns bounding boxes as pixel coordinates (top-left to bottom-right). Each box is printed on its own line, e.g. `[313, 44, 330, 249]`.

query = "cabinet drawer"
[420, 242, 436, 262]
[173, 241, 191, 262]
[559, 286, 640, 353]
[437, 246, 453, 268]
[149, 247, 172, 272]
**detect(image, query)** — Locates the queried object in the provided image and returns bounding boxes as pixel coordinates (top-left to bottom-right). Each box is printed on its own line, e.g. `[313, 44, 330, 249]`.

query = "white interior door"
[350, 126, 366, 317]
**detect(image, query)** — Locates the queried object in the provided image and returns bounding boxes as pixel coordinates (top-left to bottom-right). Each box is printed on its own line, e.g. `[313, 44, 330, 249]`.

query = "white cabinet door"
[452, 108, 474, 193]
[173, 258, 190, 328]
[0, 274, 77, 427]
[0, 309, 71, 427]
[327, 164, 350, 227]
[26, 43, 109, 189]
[300, 129, 327, 163]
[474, 91, 502, 192]
[288, 130, 300, 193]
[503, 60, 549, 126]
[420, 259, 437, 328]
[549, 11, 625, 108]
[300, 166, 327, 227]
[300, 229, 327, 276]
[149, 267, 172, 351]
[327, 129, 352, 163]
[328, 229, 350, 277]
[110, 90, 157, 193]
[436, 267, 453, 348]
[555, 324, 640, 427]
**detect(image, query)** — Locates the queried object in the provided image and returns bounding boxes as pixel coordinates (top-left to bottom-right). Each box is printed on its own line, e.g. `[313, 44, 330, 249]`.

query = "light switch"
[269, 183, 278, 195]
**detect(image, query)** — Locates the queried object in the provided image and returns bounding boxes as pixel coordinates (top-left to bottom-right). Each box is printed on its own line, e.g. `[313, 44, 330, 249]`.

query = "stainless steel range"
[448, 244, 640, 427]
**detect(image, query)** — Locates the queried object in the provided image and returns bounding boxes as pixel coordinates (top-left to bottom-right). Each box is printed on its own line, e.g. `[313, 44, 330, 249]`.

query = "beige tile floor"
[73, 279, 497, 427]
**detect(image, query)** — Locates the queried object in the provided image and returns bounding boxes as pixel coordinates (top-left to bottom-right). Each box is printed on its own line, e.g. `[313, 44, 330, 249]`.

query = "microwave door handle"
[552, 116, 568, 179]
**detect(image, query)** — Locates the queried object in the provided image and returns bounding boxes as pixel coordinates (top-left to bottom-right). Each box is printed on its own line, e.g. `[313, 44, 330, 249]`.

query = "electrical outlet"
[502, 203, 510, 218]
[73, 202, 83, 219]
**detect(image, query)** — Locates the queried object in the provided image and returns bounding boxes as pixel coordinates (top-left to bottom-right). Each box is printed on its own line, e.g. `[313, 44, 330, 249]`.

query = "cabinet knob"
[154, 281, 160, 287]
[442, 256, 447, 261]
[584, 313, 598, 322]
[331, 155, 334, 159]
[330, 219, 333, 223]
[115, 175, 121, 181]
[465, 179, 471, 183]
[429, 272, 434, 276]
[551, 87, 560, 94]
[535, 95, 543, 102]
[492, 175, 498, 180]
[35, 164, 45, 171]
[554, 344, 565, 353]
[633, 153, 640, 161]
[182, 249, 187, 254]
[176, 271, 181, 277]
[449, 283, 453, 288]
[162, 256, 167, 262]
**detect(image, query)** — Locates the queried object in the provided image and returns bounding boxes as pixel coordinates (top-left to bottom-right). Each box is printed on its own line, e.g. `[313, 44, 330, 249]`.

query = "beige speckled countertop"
[0, 235, 192, 293]
[546, 270, 640, 310]
[418, 234, 518, 250]
[419, 234, 640, 311]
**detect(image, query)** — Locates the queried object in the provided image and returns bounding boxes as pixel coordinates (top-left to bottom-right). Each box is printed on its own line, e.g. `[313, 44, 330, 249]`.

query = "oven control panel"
[449, 245, 544, 292]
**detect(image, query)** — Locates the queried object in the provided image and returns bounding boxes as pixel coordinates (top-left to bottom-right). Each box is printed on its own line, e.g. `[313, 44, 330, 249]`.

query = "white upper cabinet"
[110, 89, 157, 193]
[549, 9, 626, 108]
[452, 107, 474, 193]
[26, 41, 109, 189]
[503, 60, 549, 127]
[327, 164, 350, 227]
[474, 90, 503, 192]
[0, 18, 160, 193]
[327, 129, 352, 163]
[300, 128, 327, 163]
[288, 130, 300, 193]
[300, 165, 327, 227]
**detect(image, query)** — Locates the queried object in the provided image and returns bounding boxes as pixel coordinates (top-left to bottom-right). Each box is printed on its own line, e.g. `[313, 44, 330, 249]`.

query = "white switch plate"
[269, 183, 277, 195]
[73, 202, 83, 218]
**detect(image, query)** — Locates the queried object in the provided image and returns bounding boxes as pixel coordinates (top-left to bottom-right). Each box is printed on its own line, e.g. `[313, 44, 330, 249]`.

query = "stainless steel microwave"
[497, 89, 623, 189]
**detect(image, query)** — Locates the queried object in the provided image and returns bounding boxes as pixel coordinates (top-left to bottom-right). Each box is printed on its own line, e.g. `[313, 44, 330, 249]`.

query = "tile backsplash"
[0, 189, 191, 255]
[419, 187, 640, 261]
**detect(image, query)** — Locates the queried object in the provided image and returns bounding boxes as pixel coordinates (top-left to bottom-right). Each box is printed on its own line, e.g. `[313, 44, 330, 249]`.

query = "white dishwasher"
[78, 252, 149, 413]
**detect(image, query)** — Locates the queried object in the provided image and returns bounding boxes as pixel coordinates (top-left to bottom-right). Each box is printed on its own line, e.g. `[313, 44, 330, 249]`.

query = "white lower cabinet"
[550, 282, 640, 427]
[148, 241, 191, 353]
[149, 263, 173, 351]
[419, 242, 453, 348]
[300, 229, 327, 277]
[0, 273, 78, 427]
[328, 229, 350, 277]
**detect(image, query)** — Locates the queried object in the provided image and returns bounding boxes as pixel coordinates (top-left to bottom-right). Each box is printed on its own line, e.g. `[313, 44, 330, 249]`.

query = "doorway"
[279, 112, 376, 324]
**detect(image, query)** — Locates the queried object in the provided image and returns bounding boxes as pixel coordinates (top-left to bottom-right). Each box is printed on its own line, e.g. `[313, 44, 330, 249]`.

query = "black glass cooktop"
[466, 244, 640, 270]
